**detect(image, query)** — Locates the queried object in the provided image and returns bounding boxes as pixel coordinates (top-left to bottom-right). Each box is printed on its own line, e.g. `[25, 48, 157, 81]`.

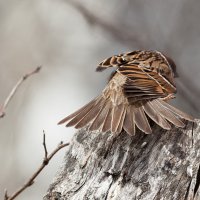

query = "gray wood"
[44, 120, 200, 200]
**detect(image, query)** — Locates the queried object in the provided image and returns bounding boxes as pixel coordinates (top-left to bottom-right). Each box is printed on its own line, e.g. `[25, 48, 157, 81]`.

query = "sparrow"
[58, 50, 194, 135]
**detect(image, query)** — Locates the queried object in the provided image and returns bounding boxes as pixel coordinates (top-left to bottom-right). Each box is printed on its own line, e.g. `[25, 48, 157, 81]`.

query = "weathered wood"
[44, 120, 200, 200]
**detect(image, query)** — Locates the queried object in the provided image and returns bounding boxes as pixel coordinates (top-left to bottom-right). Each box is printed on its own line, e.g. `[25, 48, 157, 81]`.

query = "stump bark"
[44, 120, 200, 200]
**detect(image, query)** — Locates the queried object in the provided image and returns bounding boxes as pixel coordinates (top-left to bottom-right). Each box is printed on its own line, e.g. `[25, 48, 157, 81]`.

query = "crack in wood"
[104, 178, 114, 200]
[194, 164, 200, 197]
[184, 179, 192, 200]
[44, 120, 200, 200]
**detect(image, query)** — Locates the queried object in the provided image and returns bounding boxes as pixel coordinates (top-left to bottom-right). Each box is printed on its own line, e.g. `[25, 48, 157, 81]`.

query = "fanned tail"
[156, 99, 194, 121]
[123, 106, 135, 135]
[58, 96, 104, 128]
[58, 95, 128, 134]
[58, 96, 194, 135]
[58, 95, 129, 134]
[142, 98, 194, 131]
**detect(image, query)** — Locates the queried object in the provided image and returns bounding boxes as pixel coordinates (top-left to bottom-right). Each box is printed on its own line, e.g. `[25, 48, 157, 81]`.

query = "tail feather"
[134, 107, 152, 134]
[123, 106, 135, 135]
[101, 105, 112, 132]
[159, 99, 194, 121]
[111, 104, 125, 133]
[143, 102, 171, 130]
[58, 98, 98, 125]
[150, 100, 185, 128]
[58, 95, 194, 135]
[89, 100, 109, 131]
[65, 98, 101, 127]
[74, 98, 104, 129]
[116, 107, 126, 134]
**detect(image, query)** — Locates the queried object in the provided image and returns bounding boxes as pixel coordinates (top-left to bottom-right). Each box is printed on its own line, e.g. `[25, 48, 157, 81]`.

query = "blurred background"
[0, 0, 199, 199]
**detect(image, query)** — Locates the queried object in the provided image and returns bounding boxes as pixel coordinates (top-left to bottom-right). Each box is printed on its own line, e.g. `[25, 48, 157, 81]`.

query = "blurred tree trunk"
[44, 120, 200, 200]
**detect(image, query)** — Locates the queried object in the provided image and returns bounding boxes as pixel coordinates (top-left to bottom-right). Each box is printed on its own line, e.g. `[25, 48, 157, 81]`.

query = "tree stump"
[44, 120, 200, 200]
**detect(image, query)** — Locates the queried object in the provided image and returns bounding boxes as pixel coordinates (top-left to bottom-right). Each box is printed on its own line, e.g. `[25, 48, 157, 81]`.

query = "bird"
[58, 50, 194, 135]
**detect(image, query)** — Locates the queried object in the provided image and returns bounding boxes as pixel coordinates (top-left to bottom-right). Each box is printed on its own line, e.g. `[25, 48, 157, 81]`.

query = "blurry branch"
[4, 131, 69, 200]
[0, 66, 42, 118]
[66, 0, 146, 49]
[163, 1, 200, 114]
[66, 0, 199, 114]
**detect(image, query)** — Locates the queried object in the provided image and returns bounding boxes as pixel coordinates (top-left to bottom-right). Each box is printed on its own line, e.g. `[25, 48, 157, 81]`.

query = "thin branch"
[0, 66, 42, 118]
[4, 132, 69, 200]
[66, 1, 199, 114]
[4, 190, 8, 200]
[43, 130, 48, 163]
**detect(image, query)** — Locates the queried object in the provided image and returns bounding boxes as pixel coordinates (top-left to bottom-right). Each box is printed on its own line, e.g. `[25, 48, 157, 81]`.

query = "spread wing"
[118, 64, 168, 103]
[59, 50, 194, 135]
[97, 50, 176, 94]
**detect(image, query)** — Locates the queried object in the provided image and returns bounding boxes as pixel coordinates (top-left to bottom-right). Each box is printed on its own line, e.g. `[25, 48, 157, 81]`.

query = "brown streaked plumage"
[58, 50, 194, 135]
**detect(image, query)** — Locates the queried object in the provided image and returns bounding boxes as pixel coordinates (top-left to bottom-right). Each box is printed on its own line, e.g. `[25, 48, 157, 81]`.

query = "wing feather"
[96, 51, 140, 71]
[118, 65, 166, 103]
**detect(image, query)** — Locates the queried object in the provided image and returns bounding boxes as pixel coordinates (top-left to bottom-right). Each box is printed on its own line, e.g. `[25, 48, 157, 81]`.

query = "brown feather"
[73, 98, 105, 129]
[159, 100, 194, 121]
[111, 104, 125, 133]
[143, 101, 171, 130]
[116, 107, 126, 134]
[101, 105, 112, 132]
[58, 98, 98, 125]
[66, 97, 102, 127]
[123, 106, 135, 135]
[150, 100, 185, 128]
[134, 106, 152, 134]
[59, 50, 194, 135]
[89, 100, 109, 131]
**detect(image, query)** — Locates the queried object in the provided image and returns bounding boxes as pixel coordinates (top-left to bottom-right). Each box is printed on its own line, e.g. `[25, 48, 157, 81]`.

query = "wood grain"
[44, 120, 200, 200]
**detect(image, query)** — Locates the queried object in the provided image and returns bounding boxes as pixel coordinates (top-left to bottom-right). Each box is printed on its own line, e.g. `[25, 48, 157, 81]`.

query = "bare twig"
[43, 130, 48, 163]
[4, 132, 69, 200]
[4, 189, 8, 200]
[0, 66, 42, 118]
